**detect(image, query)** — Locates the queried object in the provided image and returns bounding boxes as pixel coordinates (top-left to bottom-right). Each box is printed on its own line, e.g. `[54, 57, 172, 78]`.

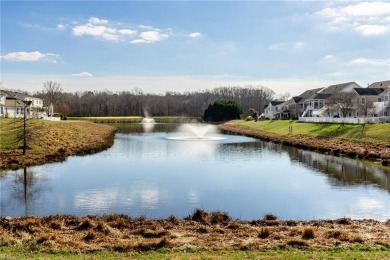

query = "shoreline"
[218, 121, 390, 166]
[0, 210, 388, 254]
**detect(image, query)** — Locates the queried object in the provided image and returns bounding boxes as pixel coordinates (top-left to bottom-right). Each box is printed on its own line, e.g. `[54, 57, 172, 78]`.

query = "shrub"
[302, 227, 315, 239]
[258, 227, 270, 238]
[264, 214, 277, 221]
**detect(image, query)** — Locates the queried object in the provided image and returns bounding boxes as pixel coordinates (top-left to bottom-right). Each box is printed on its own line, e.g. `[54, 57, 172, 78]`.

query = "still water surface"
[1, 124, 389, 220]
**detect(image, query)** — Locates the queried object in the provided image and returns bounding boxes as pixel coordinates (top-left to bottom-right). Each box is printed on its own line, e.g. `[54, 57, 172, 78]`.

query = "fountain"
[141, 117, 155, 124]
[141, 110, 156, 132]
[167, 123, 226, 141]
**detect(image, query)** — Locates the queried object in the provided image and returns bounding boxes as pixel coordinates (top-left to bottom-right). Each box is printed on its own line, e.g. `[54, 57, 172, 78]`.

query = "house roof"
[4, 99, 26, 107]
[353, 88, 384, 96]
[270, 100, 285, 106]
[308, 93, 332, 100]
[292, 96, 302, 103]
[0, 90, 39, 101]
[297, 88, 324, 103]
[321, 82, 362, 94]
[368, 80, 390, 89]
[258, 100, 287, 109]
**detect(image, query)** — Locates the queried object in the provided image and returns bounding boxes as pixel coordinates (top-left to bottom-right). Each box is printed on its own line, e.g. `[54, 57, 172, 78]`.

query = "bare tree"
[43, 81, 63, 107]
[327, 92, 357, 117]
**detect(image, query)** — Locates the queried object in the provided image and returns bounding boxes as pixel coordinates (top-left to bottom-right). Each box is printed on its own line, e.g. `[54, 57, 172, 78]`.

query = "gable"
[321, 82, 362, 94]
[368, 80, 390, 89]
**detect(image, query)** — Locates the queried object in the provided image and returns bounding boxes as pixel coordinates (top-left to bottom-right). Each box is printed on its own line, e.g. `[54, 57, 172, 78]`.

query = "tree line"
[33, 82, 278, 118]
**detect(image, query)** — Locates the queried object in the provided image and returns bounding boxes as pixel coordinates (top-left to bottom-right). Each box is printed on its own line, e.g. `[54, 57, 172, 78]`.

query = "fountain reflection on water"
[141, 117, 156, 132]
[167, 123, 226, 141]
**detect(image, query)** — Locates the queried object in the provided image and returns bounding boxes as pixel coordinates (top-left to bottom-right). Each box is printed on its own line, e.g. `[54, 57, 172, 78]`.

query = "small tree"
[203, 100, 243, 122]
[12, 101, 42, 155]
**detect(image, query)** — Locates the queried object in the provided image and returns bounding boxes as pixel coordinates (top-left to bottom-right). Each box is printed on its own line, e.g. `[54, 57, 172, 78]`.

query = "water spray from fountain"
[141, 109, 155, 132]
[167, 123, 226, 141]
[141, 109, 155, 124]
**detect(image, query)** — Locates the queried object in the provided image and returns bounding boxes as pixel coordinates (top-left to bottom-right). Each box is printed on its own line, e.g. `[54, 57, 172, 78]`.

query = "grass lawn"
[1, 246, 389, 259]
[228, 120, 390, 145]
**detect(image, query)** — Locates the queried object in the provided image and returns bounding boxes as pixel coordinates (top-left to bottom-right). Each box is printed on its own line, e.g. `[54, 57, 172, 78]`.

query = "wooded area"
[33, 85, 276, 117]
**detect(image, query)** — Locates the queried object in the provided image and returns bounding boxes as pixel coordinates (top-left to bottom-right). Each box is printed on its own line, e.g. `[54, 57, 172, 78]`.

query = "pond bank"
[218, 121, 390, 165]
[0, 120, 117, 170]
[0, 210, 388, 255]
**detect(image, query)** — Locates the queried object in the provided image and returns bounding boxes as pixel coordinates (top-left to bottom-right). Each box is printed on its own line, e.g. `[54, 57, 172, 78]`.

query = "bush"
[245, 116, 254, 121]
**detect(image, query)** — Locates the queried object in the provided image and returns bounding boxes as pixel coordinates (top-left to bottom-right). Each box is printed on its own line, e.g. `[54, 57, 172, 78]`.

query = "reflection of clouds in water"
[74, 188, 119, 210]
[188, 189, 199, 206]
[355, 197, 385, 212]
[126, 183, 161, 209]
[74, 185, 161, 212]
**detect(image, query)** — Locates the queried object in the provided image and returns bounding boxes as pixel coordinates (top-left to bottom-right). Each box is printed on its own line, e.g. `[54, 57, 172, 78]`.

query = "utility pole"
[22, 101, 32, 155]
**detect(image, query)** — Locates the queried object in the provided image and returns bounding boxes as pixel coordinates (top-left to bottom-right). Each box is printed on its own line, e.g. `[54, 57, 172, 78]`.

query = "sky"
[1, 0, 389, 96]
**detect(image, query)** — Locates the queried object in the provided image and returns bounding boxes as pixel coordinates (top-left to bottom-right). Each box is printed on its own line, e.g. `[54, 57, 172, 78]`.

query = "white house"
[371, 81, 390, 116]
[0, 90, 44, 118]
[263, 100, 285, 119]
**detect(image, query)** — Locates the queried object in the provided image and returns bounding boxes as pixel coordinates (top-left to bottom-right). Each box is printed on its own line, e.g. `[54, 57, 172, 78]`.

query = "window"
[361, 97, 365, 104]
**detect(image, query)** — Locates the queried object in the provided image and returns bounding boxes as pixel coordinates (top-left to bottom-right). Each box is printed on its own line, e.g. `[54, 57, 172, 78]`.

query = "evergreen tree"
[203, 100, 243, 121]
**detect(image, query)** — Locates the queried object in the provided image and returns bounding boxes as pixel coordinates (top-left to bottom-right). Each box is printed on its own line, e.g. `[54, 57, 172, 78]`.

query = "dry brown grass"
[0, 212, 389, 253]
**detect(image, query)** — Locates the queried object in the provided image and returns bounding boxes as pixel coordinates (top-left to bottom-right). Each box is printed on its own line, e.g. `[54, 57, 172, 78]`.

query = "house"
[263, 100, 285, 119]
[285, 88, 324, 118]
[371, 80, 390, 116]
[353, 88, 385, 117]
[0, 90, 44, 118]
[301, 82, 362, 117]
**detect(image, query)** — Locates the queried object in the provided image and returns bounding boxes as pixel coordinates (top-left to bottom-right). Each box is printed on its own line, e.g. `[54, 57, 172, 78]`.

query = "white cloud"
[1, 51, 59, 62]
[57, 23, 66, 30]
[269, 41, 307, 52]
[315, 1, 390, 36]
[72, 17, 169, 44]
[139, 25, 160, 31]
[188, 32, 202, 38]
[118, 29, 137, 36]
[88, 17, 108, 25]
[324, 54, 335, 60]
[73, 23, 120, 42]
[71, 72, 93, 77]
[354, 24, 389, 36]
[349, 57, 389, 66]
[130, 31, 169, 44]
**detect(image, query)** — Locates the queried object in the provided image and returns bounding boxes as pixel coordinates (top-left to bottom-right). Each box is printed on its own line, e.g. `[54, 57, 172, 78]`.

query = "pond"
[1, 123, 389, 220]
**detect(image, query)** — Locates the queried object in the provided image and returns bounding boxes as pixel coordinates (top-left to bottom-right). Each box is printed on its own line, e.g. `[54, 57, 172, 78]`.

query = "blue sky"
[1, 1, 389, 96]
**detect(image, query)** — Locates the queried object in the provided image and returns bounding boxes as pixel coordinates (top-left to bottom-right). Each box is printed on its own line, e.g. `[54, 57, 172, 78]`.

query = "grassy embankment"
[0, 210, 389, 259]
[0, 118, 117, 170]
[219, 120, 390, 164]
